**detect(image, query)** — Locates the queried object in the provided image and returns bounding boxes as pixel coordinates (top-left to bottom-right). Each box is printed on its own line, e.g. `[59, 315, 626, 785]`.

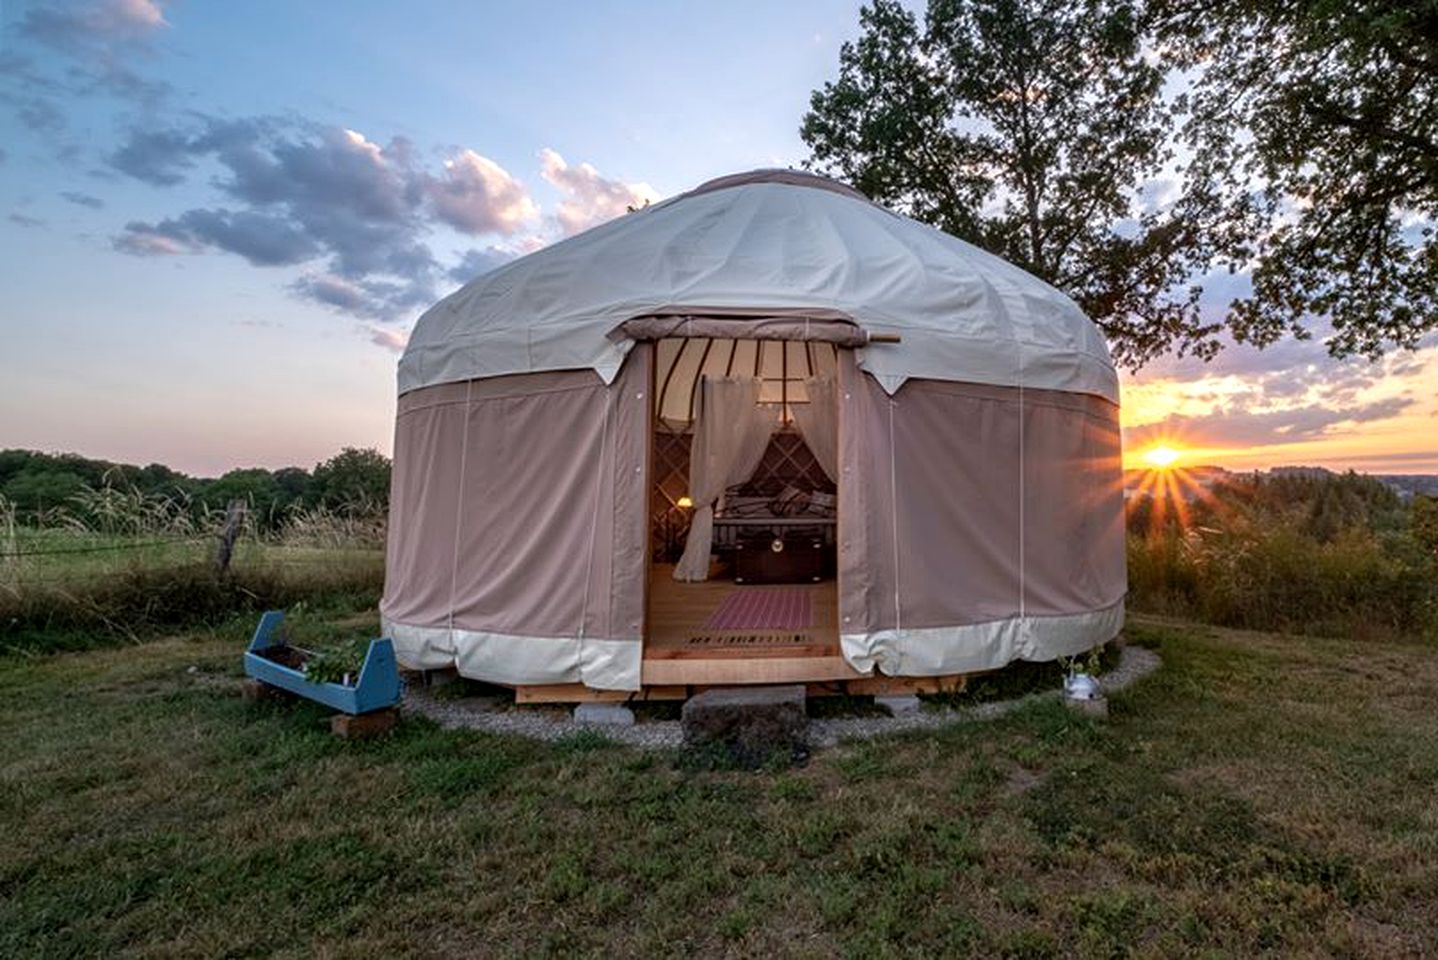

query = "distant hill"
[1124, 463, 1438, 502]
[1375, 475, 1438, 500]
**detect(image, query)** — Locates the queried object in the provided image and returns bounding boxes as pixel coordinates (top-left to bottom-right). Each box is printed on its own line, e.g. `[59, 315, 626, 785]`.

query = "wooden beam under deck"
[510, 672, 972, 703]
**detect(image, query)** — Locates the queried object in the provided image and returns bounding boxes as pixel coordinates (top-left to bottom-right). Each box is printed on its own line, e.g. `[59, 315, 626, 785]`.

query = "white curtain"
[674, 377, 775, 581]
[791, 375, 838, 483]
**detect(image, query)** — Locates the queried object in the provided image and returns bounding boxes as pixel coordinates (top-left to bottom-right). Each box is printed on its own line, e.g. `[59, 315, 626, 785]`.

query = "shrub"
[1128, 519, 1438, 640]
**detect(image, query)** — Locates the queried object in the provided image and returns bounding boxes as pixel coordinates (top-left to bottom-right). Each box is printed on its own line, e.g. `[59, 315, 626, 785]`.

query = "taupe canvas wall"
[836, 350, 1125, 674]
[381, 346, 652, 688]
[382, 343, 1125, 688]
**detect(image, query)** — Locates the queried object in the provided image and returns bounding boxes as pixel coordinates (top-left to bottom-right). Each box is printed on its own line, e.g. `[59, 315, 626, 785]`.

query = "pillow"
[769, 484, 811, 517]
[807, 491, 836, 517]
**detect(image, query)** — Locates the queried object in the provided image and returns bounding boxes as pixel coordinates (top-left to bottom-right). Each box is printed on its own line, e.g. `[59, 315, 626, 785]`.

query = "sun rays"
[1130, 441, 1222, 533]
[1143, 444, 1182, 469]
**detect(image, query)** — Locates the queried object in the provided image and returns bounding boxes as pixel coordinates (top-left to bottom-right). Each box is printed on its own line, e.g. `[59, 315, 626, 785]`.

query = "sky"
[1, 0, 1434, 478]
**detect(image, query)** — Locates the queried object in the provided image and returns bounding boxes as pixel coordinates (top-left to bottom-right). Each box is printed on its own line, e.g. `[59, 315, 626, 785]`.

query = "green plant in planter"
[1063, 644, 1106, 678]
[302, 637, 370, 686]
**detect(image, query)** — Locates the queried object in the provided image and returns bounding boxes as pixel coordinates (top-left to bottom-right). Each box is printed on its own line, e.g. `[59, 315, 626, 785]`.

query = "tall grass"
[1128, 518, 1438, 640]
[0, 486, 386, 655]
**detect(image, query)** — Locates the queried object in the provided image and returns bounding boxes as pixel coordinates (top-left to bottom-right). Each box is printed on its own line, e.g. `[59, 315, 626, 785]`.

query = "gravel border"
[402, 644, 1162, 751]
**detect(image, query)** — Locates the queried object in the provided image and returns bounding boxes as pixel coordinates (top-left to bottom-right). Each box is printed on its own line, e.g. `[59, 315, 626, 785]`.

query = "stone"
[573, 703, 636, 727]
[421, 667, 461, 689]
[681, 685, 808, 765]
[331, 708, 399, 739]
[874, 694, 922, 717]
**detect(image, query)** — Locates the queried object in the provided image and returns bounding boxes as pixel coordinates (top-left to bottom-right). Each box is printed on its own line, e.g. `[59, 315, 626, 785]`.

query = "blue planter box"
[243, 610, 402, 715]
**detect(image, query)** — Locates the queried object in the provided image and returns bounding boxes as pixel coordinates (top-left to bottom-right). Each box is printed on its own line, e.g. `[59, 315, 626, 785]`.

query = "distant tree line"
[0, 448, 391, 530]
[1127, 469, 1424, 544]
[1127, 469, 1438, 638]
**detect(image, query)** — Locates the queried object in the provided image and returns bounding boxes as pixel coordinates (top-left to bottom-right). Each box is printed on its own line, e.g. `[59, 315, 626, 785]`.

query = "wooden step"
[641, 654, 865, 686]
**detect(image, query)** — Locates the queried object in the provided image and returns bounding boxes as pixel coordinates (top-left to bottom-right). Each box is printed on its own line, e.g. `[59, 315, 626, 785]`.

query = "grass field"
[2, 615, 1436, 957]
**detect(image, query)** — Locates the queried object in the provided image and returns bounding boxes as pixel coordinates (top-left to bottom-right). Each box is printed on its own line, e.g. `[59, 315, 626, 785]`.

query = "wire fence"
[0, 536, 210, 559]
[0, 532, 385, 588]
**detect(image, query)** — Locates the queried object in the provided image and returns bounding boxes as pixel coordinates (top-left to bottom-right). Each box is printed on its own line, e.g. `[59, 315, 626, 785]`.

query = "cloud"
[15, 96, 65, 134]
[1125, 397, 1415, 451]
[446, 246, 519, 284]
[113, 209, 317, 264]
[292, 273, 372, 314]
[124, 208, 320, 265]
[101, 114, 658, 336]
[59, 190, 104, 208]
[17, 0, 167, 50]
[539, 148, 658, 235]
[109, 119, 443, 318]
[112, 219, 201, 255]
[426, 150, 537, 235]
[108, 126, 194, 185]
[290, 272, 433, 322]
[10, 0, 171, 106]
[367, 325, 409, 352]
[8, 212, 46, 228]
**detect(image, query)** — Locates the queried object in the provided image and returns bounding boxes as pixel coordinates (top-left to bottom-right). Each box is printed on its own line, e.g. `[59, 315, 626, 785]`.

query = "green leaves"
[806, 0, 1213, 367]
[805, 0, 1438, 367]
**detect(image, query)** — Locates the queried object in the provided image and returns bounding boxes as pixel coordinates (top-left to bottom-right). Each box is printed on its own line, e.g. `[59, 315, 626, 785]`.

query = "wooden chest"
[733, 534, 826, 584]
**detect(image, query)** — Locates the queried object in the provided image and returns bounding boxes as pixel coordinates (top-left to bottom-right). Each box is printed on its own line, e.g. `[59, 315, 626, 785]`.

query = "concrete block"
[875, 694, 922, 717]
[421, 667, 461, 689]
[573, 703, 636, 726]
[682, 685, 808, 765]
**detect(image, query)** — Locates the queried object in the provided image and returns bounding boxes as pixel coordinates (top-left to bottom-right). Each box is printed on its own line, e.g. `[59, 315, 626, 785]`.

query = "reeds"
[0, 482, 387, 654]
[1127, 518, 1438, 640]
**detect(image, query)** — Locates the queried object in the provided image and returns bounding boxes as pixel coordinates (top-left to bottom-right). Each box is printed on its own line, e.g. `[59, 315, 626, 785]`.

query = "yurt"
[381, 170, 1125, 700]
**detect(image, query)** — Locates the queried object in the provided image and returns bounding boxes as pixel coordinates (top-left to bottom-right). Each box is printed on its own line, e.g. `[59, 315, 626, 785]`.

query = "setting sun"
[1143, 445, 1182, 469]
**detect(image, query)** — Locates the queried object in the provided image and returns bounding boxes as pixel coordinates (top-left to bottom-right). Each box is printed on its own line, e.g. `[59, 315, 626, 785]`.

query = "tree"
[2, 468, 86, 518]
[308, 448, 391, 511]
[1413, 495, 1438, 560]
[202, 469, 292, 528]
[805, 0, 1437, 367]
[803, 0, 1233, 367]
[1153, 0, 1438, 360]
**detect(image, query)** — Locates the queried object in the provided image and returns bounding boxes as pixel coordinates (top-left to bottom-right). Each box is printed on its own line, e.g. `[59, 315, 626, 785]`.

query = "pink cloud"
[427, 150, 538, 236]
[539, 148, 658, 235]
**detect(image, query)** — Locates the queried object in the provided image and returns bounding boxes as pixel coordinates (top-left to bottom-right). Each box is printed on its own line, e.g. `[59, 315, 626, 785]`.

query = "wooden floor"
[642, 564, 857, 685]
[512, 566, 972, 702]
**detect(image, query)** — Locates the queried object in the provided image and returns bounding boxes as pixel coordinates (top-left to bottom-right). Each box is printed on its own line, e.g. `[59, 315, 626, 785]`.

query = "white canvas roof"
[399, 170, 1119, 403]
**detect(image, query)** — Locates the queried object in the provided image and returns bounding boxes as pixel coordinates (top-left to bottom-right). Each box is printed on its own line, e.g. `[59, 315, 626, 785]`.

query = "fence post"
[216, 499, 246, 574]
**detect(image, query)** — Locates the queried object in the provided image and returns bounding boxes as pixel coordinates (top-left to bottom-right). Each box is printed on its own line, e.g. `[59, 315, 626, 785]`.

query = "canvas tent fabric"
[382, 169, 1126, 691]
[399, 171, 1118, 403]
[833, 353, 1125, 675]
[382, 349, 652, 689]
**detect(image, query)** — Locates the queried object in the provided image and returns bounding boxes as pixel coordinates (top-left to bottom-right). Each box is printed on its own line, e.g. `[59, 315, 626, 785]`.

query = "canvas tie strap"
[447, 379, 474, 635]
[888, 396, 902, 638]
[576, 390, 614, 640]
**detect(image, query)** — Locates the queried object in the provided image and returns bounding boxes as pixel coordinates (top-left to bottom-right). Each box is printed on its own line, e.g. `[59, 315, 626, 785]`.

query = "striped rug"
[704, 587, 813, 631]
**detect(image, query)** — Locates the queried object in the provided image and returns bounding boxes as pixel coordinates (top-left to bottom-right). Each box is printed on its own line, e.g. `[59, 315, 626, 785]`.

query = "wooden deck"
[642, 563, 857, 685]
[509, 565, 972, 702]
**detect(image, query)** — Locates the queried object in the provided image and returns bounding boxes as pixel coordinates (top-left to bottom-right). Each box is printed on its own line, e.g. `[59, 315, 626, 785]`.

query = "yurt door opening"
[646, 337, 842, 679]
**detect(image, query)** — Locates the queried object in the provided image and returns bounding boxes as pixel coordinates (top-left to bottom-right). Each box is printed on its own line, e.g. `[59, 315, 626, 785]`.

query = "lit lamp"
[664, 495, 694, 563]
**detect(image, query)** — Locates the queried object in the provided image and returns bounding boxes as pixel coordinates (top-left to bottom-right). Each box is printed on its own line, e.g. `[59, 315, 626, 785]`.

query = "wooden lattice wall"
[650, 428, 833, 561]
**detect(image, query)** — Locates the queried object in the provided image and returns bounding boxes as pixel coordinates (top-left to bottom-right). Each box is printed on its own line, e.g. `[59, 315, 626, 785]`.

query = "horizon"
[2, 0, 1435, 476]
